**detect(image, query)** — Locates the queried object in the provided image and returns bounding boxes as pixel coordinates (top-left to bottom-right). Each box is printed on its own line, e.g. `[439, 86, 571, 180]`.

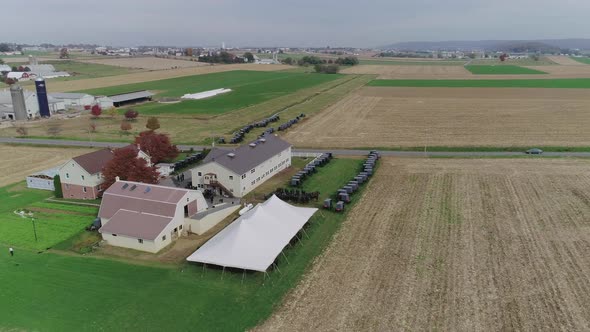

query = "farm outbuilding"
[108, 90, 154, 107]
[187, 195, 317, 272]
[49, 93, 95, 109]
[98, 180, 208, 253]
[26, 167, 59, 191]
[191, 134, 292, 197]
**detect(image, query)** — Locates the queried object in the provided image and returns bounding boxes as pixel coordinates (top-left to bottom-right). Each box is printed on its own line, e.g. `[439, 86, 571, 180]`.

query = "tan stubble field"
[257, 157, 590, 331]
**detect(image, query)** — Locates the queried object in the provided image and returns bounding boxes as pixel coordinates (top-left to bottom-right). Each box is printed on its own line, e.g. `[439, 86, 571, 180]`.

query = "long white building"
[191, 134, 292, 197]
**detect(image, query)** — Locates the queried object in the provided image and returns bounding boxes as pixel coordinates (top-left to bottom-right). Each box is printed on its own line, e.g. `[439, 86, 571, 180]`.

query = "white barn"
[26, 167, 59, 191]
[191, 134, 292, 197]
[49, 93, 95, 109]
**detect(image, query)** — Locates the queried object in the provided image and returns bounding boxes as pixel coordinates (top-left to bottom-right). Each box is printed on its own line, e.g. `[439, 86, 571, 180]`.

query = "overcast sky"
[5, 0, 590, 48]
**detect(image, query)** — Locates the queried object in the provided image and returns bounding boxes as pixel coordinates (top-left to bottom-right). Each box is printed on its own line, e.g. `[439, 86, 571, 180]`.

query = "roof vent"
[227, 153, 236, 158]
[259, 138, 266, 143]
[130, 185, 137, 191]
[144, 186, 151, 193]
[249, 143, 256, 148]
[122, 183, 129, 190]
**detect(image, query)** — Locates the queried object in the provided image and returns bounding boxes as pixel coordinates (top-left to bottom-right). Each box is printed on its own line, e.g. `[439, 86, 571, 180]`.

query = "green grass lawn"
[0, 183, 94, 251]
[571, 57, 590, 65]
[368, 78, 590, 88]
[0, 157, 369, 331]
[465, 65, 547, 75]
[300, 158, 364, 204]
[79, 70, 341, 116]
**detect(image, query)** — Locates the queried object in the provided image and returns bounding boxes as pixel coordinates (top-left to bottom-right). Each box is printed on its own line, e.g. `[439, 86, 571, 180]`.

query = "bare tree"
[46, 121, 63, 137]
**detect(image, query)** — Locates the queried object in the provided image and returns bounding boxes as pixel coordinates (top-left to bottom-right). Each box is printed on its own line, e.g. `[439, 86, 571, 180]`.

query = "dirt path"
[256, 158, 590, 331]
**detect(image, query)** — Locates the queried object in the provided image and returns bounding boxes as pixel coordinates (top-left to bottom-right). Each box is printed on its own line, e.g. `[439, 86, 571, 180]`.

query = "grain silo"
[10, 85, 28, 120]
[35, 78, 51, 117]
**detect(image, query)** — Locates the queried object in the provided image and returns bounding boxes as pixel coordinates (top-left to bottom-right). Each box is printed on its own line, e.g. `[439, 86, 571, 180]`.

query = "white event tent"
[186, 195, 318, 272]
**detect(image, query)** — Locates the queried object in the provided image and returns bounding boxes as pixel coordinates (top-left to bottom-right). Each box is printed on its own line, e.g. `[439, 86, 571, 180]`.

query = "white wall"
[190, 146, 291, 197]
[59, 160, 102, 187]
[26, 177, 55, 191]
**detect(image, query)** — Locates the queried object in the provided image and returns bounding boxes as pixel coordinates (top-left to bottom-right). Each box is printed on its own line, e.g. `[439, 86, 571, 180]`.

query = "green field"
[571, 57, 590, 65]
[359, 59, 466, 66]
[0, 158, 367, 331]
[368, 78, 590, 88]
[0, 183, 96, 251]
[465, 65, 547, 75]
[80, 70, 341, 115]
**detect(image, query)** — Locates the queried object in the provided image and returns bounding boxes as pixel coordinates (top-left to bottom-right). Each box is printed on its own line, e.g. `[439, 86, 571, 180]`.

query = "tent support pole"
[281, 251, 290, 264]
[275, 264, 282, 274]
[241, 269, 246, 284]
[222, 266, 225, 280]
[202, 263, 206, 278]
[302, 228, 310, 239]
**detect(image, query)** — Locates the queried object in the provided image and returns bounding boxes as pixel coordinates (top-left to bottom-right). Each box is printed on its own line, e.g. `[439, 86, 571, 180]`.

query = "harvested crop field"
[45, 63, 291, 92]
[78, 57, 209, 70]
[258, 158, 590, 331]
[547, 56, 584, 66]
[0, 145, 95, 187]
[284, 86, 590, 148]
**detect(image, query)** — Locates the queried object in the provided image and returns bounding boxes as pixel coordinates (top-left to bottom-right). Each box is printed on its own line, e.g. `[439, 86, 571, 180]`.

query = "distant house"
[0, 64, 11, 73]
[49, 93, 95, 109]
[94, 96, 114, 109]
[98, 180, 208, 253]
[59, 145, 151, 200]
[191, 134, 292, 197]
[6, 72, 35, 81]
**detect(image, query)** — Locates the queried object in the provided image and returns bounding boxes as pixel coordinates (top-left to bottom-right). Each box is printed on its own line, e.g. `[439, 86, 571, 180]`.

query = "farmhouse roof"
[108, 90, 153, 103]
[99, 209, 173, 240]
[72, 148, 116, 175]
[98, 180, 191, 220]
[201, 134, 291, 175]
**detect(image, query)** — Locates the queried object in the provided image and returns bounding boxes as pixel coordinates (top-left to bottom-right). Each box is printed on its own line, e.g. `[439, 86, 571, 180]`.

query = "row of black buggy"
[173, 152, 204, 171]
[217, 113, 306, 144]
[324, 150, 380, 213]
[290, 153, 333, 187]
[265, 188, 320, 204]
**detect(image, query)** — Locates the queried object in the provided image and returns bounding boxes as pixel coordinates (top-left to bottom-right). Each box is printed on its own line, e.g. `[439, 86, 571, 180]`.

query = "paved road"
[1, 137, 590, 158]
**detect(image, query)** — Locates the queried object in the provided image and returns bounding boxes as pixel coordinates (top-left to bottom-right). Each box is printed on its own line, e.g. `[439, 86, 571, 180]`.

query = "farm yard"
[258, 157, 590, 331]
[283, 86, 590, 148]
[0, 156, 369, 331]
[77, 57, 210, 70]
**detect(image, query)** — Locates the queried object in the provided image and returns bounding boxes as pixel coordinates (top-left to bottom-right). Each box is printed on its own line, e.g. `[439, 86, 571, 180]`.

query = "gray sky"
[5, 0, 590, 48]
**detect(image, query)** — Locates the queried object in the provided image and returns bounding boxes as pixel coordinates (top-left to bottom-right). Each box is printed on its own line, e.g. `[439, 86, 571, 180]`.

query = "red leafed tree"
[90, 105, 102, 118]
[124, 109, 139, 121]
[134, 130, 179, 163]
[101, 146, 160, 191]
[499, 53, 508, 62]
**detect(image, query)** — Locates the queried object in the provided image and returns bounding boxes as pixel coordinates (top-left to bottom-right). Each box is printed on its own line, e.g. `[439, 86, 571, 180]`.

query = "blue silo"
[35, 78, 51, 117]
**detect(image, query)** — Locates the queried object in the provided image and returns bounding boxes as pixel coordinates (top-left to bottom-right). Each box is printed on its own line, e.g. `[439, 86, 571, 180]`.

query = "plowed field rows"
[284, 86, 590, 148]
[258, 158, 590, 331]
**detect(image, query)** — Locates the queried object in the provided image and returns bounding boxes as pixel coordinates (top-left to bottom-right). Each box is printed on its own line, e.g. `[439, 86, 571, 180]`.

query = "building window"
[230, 189, 234, 192]
[65, 173, 70, 179]
[198, 172, 202, 176]
[82, 187, 87, 193]
[174, 227, 178, 232]
[81, 175, 85, 180]
[179, 225, 183, 230]
[251, 181, 255, 185]
[229, 175, 233, 180]
[138, 239, 143, 244]
[162, 235, 166, 241]
[251, 168, 255, 173]
[242, 174, 246, 179]
[65, 184, 70, 190]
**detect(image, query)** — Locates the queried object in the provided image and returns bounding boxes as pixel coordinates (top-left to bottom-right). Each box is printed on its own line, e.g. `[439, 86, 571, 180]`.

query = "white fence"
[291, 151, 322, 159]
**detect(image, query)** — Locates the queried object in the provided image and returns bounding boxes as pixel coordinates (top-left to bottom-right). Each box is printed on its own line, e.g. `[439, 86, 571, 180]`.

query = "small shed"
[26, 167, 59, 191]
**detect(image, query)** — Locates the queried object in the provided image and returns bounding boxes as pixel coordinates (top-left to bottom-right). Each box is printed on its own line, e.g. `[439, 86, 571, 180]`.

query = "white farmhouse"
[0, 88, 40, 119]
[191, 134, 292, 197]
[98, 180, 208, 253]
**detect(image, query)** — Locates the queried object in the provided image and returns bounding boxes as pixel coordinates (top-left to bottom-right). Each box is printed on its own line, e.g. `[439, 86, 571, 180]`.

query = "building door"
[184, 205, 189, 217]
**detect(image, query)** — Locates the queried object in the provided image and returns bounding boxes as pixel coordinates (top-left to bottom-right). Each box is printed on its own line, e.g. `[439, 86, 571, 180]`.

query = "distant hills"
[380, 39, 590, 52]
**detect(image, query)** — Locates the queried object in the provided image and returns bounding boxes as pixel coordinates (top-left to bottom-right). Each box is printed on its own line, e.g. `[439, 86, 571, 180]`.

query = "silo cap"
[35, 77, 45, 82]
